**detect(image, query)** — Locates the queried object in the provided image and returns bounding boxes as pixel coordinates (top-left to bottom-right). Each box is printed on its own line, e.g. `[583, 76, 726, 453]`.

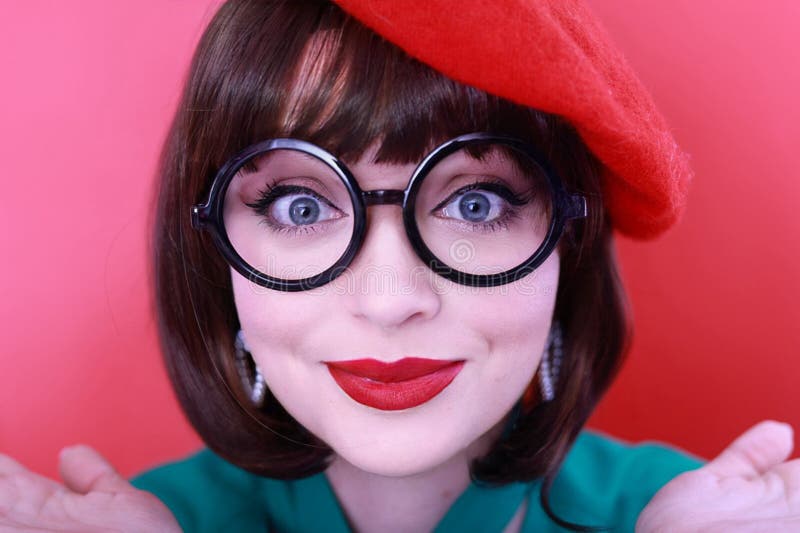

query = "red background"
[1, 1, 798, 480]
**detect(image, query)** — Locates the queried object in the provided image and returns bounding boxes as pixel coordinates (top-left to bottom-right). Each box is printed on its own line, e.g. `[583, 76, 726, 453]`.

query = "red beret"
[333, 0, 692, 239]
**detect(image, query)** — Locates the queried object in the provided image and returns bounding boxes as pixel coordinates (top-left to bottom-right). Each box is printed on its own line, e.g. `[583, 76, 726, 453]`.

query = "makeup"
[325, 357, 465, 411]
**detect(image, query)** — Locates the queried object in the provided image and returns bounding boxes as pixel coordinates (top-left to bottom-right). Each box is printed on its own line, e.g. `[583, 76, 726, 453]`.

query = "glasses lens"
[223, 149, 355, 281]
[414, 142, 553, 275]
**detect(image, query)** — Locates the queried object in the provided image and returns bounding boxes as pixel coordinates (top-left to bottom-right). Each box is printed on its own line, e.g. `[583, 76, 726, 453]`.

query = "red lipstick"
[325, 357, 465, 411]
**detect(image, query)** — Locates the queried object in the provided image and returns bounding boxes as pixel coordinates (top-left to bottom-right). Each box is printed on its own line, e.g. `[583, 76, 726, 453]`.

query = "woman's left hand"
[636, 420, 800, 532]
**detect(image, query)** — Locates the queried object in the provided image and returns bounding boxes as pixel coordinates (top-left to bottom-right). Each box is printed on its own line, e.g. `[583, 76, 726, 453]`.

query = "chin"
[321, 409, 506, 479]
[330, 433, 468, 478]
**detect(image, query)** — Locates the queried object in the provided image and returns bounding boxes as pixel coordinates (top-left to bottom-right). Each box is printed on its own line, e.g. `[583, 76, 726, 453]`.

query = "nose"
[339, 205, 441, 329]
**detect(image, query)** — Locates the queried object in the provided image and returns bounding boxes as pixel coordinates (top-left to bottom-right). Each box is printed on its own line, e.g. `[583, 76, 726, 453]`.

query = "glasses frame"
[192, 132, 587, 292]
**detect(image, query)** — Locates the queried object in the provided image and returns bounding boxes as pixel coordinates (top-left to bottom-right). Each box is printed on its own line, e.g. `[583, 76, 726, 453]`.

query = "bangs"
[283, 9, 548, 164]
[198, 0, 551, 170]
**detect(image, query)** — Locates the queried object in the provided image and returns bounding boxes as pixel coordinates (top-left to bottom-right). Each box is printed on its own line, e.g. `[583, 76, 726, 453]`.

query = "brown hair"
[152, 0, 628, 529]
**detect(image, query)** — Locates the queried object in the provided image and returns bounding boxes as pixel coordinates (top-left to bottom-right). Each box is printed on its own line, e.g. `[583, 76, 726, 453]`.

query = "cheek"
[458, 251, 559, 352]
[230, 275, 290, 348]
[230, 270, 334, 427]
[450, 252, 559, 393]
[230, 271, 328, 348]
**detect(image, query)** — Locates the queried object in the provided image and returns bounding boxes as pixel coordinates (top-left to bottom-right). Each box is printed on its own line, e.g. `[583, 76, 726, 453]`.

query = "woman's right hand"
[0, 445, 181, 532]
[636, 420, 800, 532]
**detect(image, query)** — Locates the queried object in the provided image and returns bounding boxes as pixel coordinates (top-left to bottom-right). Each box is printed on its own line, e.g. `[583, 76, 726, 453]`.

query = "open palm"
[0, 445, 180, 532]
[637, 421, 800, 532]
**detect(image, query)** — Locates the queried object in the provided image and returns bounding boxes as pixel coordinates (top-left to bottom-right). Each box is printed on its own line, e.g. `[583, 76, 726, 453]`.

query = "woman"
[1, 1, 798, 531]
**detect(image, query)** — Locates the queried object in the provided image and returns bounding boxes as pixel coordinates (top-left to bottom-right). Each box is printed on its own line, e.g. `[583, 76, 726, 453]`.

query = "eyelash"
[245, 179, 342, 236]
[245, 177, 532, 236]
[431, 179, 531, 233]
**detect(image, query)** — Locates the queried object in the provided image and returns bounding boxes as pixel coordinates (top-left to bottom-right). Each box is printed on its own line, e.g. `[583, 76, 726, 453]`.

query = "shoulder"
[130, 448, 269, 532]
[540, 430, 705, 531]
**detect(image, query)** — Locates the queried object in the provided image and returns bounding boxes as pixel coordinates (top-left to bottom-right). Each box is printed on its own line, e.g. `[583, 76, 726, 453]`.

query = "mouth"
[325, 357, 465, 411]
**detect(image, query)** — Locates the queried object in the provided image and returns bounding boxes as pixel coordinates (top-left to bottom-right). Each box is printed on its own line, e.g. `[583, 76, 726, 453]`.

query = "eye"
[247, 184, 346, 234]
[432, 181, 528, 225]
[439, 189, 506, 224]
[271, 192, 338, 226]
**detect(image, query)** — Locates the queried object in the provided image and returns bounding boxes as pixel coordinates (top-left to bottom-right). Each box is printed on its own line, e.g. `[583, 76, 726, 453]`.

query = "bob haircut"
[152, 0, 629, 528]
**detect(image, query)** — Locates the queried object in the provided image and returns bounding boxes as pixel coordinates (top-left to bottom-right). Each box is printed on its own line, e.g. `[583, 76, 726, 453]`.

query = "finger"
[705, 420, 794, 479]
[0, 453, 28, 477]
[58, 445, 133, 495]
[768, 456, 800, 495]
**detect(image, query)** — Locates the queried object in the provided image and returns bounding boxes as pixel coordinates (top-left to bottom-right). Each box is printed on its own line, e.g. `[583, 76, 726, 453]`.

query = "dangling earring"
[537, 320, 563, 402]
[234, 330, 266, 408]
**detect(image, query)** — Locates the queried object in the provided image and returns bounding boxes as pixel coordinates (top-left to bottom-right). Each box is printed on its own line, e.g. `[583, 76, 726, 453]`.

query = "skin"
[637, 421, 800, 532]
[0, 445, 181, 532]
[231, 148, 561, 532]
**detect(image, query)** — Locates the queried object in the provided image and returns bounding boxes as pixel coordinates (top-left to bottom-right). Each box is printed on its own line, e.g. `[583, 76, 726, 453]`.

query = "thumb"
[705, 420, 794, 479]
[58, 444, 133, 495]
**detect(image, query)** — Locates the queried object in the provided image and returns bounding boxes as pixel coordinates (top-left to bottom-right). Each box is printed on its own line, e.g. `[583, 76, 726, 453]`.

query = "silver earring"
[234, 330, 266, 408]
[538, 321, 563, 402]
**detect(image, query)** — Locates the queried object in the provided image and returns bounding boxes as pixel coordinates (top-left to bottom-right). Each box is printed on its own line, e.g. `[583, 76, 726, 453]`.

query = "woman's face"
[231, 146, 560, 477]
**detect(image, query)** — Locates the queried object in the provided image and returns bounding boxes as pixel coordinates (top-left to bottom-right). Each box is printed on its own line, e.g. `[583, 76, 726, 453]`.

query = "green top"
[130, 430, 703, 532]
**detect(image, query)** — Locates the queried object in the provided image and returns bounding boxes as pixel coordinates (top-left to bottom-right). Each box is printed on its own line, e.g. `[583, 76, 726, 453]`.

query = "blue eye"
[247, 184, 345, 235]
[271, 193, 338, 226]
[432, 181, 529, 232]
[441, 190, 505, 224]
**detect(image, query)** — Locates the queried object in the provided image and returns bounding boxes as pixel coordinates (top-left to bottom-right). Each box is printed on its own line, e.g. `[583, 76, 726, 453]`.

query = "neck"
[324, 420, 507, 533]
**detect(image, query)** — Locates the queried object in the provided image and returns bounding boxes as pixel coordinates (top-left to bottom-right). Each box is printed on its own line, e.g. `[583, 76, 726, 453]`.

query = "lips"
[325, 357, 465, 411]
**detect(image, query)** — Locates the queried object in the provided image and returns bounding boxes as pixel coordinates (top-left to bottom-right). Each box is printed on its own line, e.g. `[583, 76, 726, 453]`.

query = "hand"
[636, 420, 800, 532]
[0, 445, 181, 532]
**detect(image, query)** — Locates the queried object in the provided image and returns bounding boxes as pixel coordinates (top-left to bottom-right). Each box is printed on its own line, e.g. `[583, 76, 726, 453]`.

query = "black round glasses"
[192, 133, 587, 292]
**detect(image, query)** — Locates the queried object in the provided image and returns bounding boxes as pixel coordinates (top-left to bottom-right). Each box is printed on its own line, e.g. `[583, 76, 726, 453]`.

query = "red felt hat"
[333, 0, 692, 239]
